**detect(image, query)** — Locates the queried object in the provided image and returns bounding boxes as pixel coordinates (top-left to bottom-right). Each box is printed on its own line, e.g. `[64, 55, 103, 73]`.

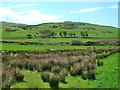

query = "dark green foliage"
[63, 31, 67, 37]
[27, 34, 32, 39]
[59, 32, 63, 37]
[50, 32, 57, 38]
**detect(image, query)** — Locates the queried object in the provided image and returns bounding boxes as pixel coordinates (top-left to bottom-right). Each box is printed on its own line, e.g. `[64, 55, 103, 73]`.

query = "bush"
[15, 71, 24, 82]
[41, 72, 50, 82]
[71, 40, 83, 46]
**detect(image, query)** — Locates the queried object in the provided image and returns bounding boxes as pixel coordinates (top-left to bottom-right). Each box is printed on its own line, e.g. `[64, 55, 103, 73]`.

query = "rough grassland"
[11, 53, 119, 88]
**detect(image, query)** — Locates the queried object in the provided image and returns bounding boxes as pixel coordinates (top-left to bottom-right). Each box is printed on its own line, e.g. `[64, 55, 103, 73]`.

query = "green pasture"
[1, 43, 118, 51]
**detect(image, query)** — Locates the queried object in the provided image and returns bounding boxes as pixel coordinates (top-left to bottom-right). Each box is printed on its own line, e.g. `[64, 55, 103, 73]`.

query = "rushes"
[2, 48, 119, 88]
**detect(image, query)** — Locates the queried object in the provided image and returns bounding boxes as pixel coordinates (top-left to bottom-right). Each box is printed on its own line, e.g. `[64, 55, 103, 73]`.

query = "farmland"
[0, 21, 120, 89]
[1, 21, 119, 50]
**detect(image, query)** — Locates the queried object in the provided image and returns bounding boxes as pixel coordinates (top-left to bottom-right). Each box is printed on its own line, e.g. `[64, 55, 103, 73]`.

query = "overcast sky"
[0, 2, 118, 27]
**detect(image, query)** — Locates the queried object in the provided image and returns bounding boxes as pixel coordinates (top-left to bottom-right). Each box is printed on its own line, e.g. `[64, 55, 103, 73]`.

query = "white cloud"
[70, 7, 102, 13]
[5, 4, 34, 9]
[108, 5, 118, 9]
[0, 5, 62, 25]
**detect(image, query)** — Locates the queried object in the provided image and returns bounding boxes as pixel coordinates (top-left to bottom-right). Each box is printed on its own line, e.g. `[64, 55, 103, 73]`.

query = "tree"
[27, 34, 32, 39]
[50, 32, 56, 38]
[69, 33, 72, 38]
[59, 32, 63, 38]
[81, 31, 88, 38]
[63, 31, 67, 38]
[73, 33, 76, 37]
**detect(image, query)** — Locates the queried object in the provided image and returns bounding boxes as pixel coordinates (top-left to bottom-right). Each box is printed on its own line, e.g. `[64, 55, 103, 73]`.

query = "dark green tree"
[73, 33, 76, 37]
[81, 31, 88, 38]
[63, 31, 67, 38]
[50, 32, 56, 38]
[27, 34, 32, 39]
[59, 32, 63, 38]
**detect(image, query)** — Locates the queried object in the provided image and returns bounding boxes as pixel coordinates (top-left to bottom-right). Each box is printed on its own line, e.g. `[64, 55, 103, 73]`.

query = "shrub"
[71, 40, 83, 46]
[15, 71, 24, 82]
[41, 72, 50, 82]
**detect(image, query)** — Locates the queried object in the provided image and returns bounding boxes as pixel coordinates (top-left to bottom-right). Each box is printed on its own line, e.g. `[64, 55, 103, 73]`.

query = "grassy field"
[11, 53, 119, 88]
[1, 22, 119, 51]
[1, 43, 118, 51]
[1, 22, 119, 89]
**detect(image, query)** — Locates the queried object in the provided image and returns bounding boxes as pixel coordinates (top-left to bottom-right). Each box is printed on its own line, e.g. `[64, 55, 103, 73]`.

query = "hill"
[1, 21, 119, 50]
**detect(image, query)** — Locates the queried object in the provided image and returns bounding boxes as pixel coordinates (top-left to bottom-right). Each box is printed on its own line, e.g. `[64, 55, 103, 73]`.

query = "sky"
[0, 2, 118, 27]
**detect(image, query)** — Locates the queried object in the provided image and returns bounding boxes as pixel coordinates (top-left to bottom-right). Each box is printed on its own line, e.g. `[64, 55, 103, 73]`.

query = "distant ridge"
[0, 21, 27, 26]
[0, 21, 117, 28]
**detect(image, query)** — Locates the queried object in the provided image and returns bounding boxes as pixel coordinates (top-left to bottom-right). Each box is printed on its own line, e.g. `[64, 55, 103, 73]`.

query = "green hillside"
[1, 21, 119, 50]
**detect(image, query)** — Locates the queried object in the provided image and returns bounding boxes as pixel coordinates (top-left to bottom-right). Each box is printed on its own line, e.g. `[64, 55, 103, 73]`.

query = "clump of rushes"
[36, 65, 42, 72]
[2, 66, 16, 88]
[87, 62, 96, 71]
[81, 70, 88, 80]
[87, 70, 96, 80]
[41, 63, 52, 71]
[70, 63, 81, 76]
[51, 66, 61, 74]
[41, 72, 50, 82]
[97, 59, 103, 66]
[49, 73, 59, 88]
[59, 68, 68, 83]
[15, 70, 24, 82]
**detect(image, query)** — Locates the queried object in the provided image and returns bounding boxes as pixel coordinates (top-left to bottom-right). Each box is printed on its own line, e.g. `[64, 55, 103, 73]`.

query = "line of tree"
[26, 30, 89, 39]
